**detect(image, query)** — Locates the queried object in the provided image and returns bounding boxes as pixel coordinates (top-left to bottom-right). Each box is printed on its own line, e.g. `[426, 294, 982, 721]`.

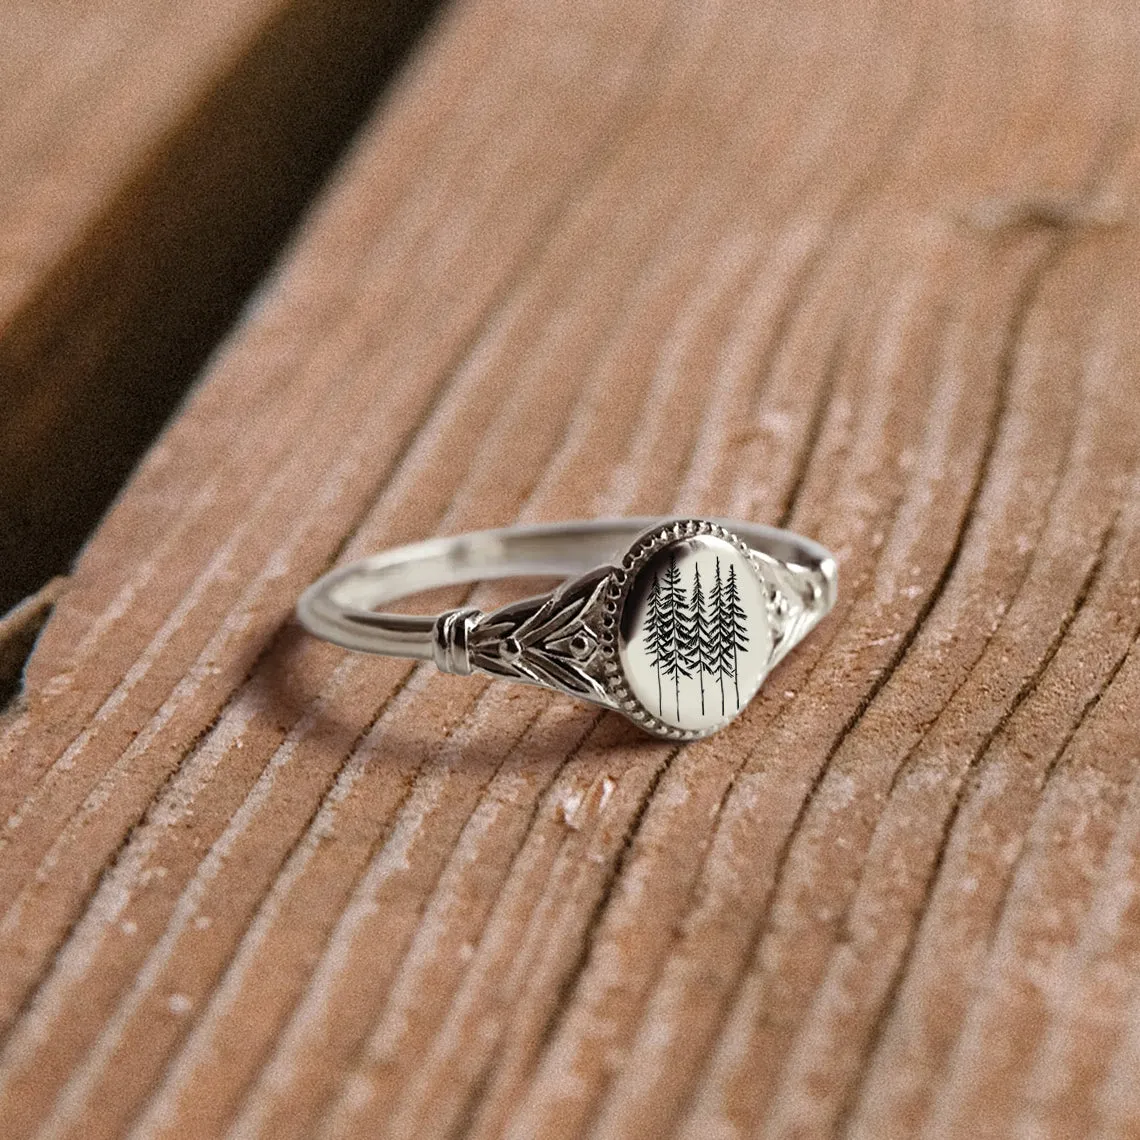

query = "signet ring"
[297, 517, 837, 740]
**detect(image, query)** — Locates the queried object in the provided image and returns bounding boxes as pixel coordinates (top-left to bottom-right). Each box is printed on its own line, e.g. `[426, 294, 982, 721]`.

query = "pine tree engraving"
[683, 562, 715, 716]
[642, 552, 751, 722]
[721, 562, 750, 708]
[659, 553, 692, 720]
[710, 556, 728, 715]
[642, 570, 665, 715]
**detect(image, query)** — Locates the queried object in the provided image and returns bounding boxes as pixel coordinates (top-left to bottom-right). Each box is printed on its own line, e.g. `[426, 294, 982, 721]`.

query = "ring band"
[297, 517, 837, 739]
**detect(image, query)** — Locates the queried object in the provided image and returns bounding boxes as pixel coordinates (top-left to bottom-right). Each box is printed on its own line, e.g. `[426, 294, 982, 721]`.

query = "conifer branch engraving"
[722, 563, 749, 708]
[660, 553, 692, 720]
[639, 551, 752, 721]
[642, 571, 665, 716]
[710, 556, 728, 716]
[683, 563, 714, 716]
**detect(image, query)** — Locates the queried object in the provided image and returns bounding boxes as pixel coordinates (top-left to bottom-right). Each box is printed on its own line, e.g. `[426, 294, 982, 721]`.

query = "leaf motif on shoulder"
[468, 568, 611, 702]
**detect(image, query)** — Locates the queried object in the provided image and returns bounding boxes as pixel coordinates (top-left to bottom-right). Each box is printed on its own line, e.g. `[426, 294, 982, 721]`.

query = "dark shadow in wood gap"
[0, 0, 449, 614]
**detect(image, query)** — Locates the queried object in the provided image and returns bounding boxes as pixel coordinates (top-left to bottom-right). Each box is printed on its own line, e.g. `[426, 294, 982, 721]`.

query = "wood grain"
[0, 0, 439, 612]
[3, 0, 1140, 1137]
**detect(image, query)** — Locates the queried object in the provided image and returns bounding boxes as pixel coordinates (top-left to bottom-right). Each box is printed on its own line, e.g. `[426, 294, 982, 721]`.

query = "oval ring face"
[617, 533, 773, 733]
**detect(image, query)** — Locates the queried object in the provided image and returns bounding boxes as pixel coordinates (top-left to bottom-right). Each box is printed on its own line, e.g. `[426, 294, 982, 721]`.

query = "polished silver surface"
[617, 531, 773, 734]
[297, 517, 837, 739]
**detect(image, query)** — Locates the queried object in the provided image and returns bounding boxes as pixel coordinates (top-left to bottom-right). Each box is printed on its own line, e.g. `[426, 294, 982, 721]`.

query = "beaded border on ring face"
[601, 519, 774, 740]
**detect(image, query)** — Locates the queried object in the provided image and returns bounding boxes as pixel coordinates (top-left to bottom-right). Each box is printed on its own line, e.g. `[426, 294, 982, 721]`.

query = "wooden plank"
[0, 0, 440, 612]
[3, 0, 1140, 1137]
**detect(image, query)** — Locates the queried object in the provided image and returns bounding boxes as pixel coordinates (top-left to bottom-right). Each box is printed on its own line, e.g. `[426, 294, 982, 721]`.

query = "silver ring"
[297, 517, 837, 740]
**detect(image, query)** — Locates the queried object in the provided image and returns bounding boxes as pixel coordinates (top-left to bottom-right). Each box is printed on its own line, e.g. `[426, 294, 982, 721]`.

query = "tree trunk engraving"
[642, 570, 665, 715]
[660, 553, 692, 721]
[683, 562, 714, 716]
[722, 562, 749, 708]
[710, 556, 727, 716]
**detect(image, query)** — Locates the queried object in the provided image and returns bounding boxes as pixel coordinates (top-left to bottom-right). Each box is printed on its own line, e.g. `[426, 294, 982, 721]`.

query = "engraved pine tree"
[710, 557, 727, 715]
[658, 553, 692, 720]
[720, 562, 750, 708]
[682, 562, 715, 716]
[641, 570, 665, 715]
[645, 554, 747, 721]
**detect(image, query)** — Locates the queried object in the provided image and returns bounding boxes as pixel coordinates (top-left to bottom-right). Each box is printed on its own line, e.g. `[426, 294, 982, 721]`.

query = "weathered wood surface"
[3, 0, 1140, 1137]
[0, 0, 437, 613]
